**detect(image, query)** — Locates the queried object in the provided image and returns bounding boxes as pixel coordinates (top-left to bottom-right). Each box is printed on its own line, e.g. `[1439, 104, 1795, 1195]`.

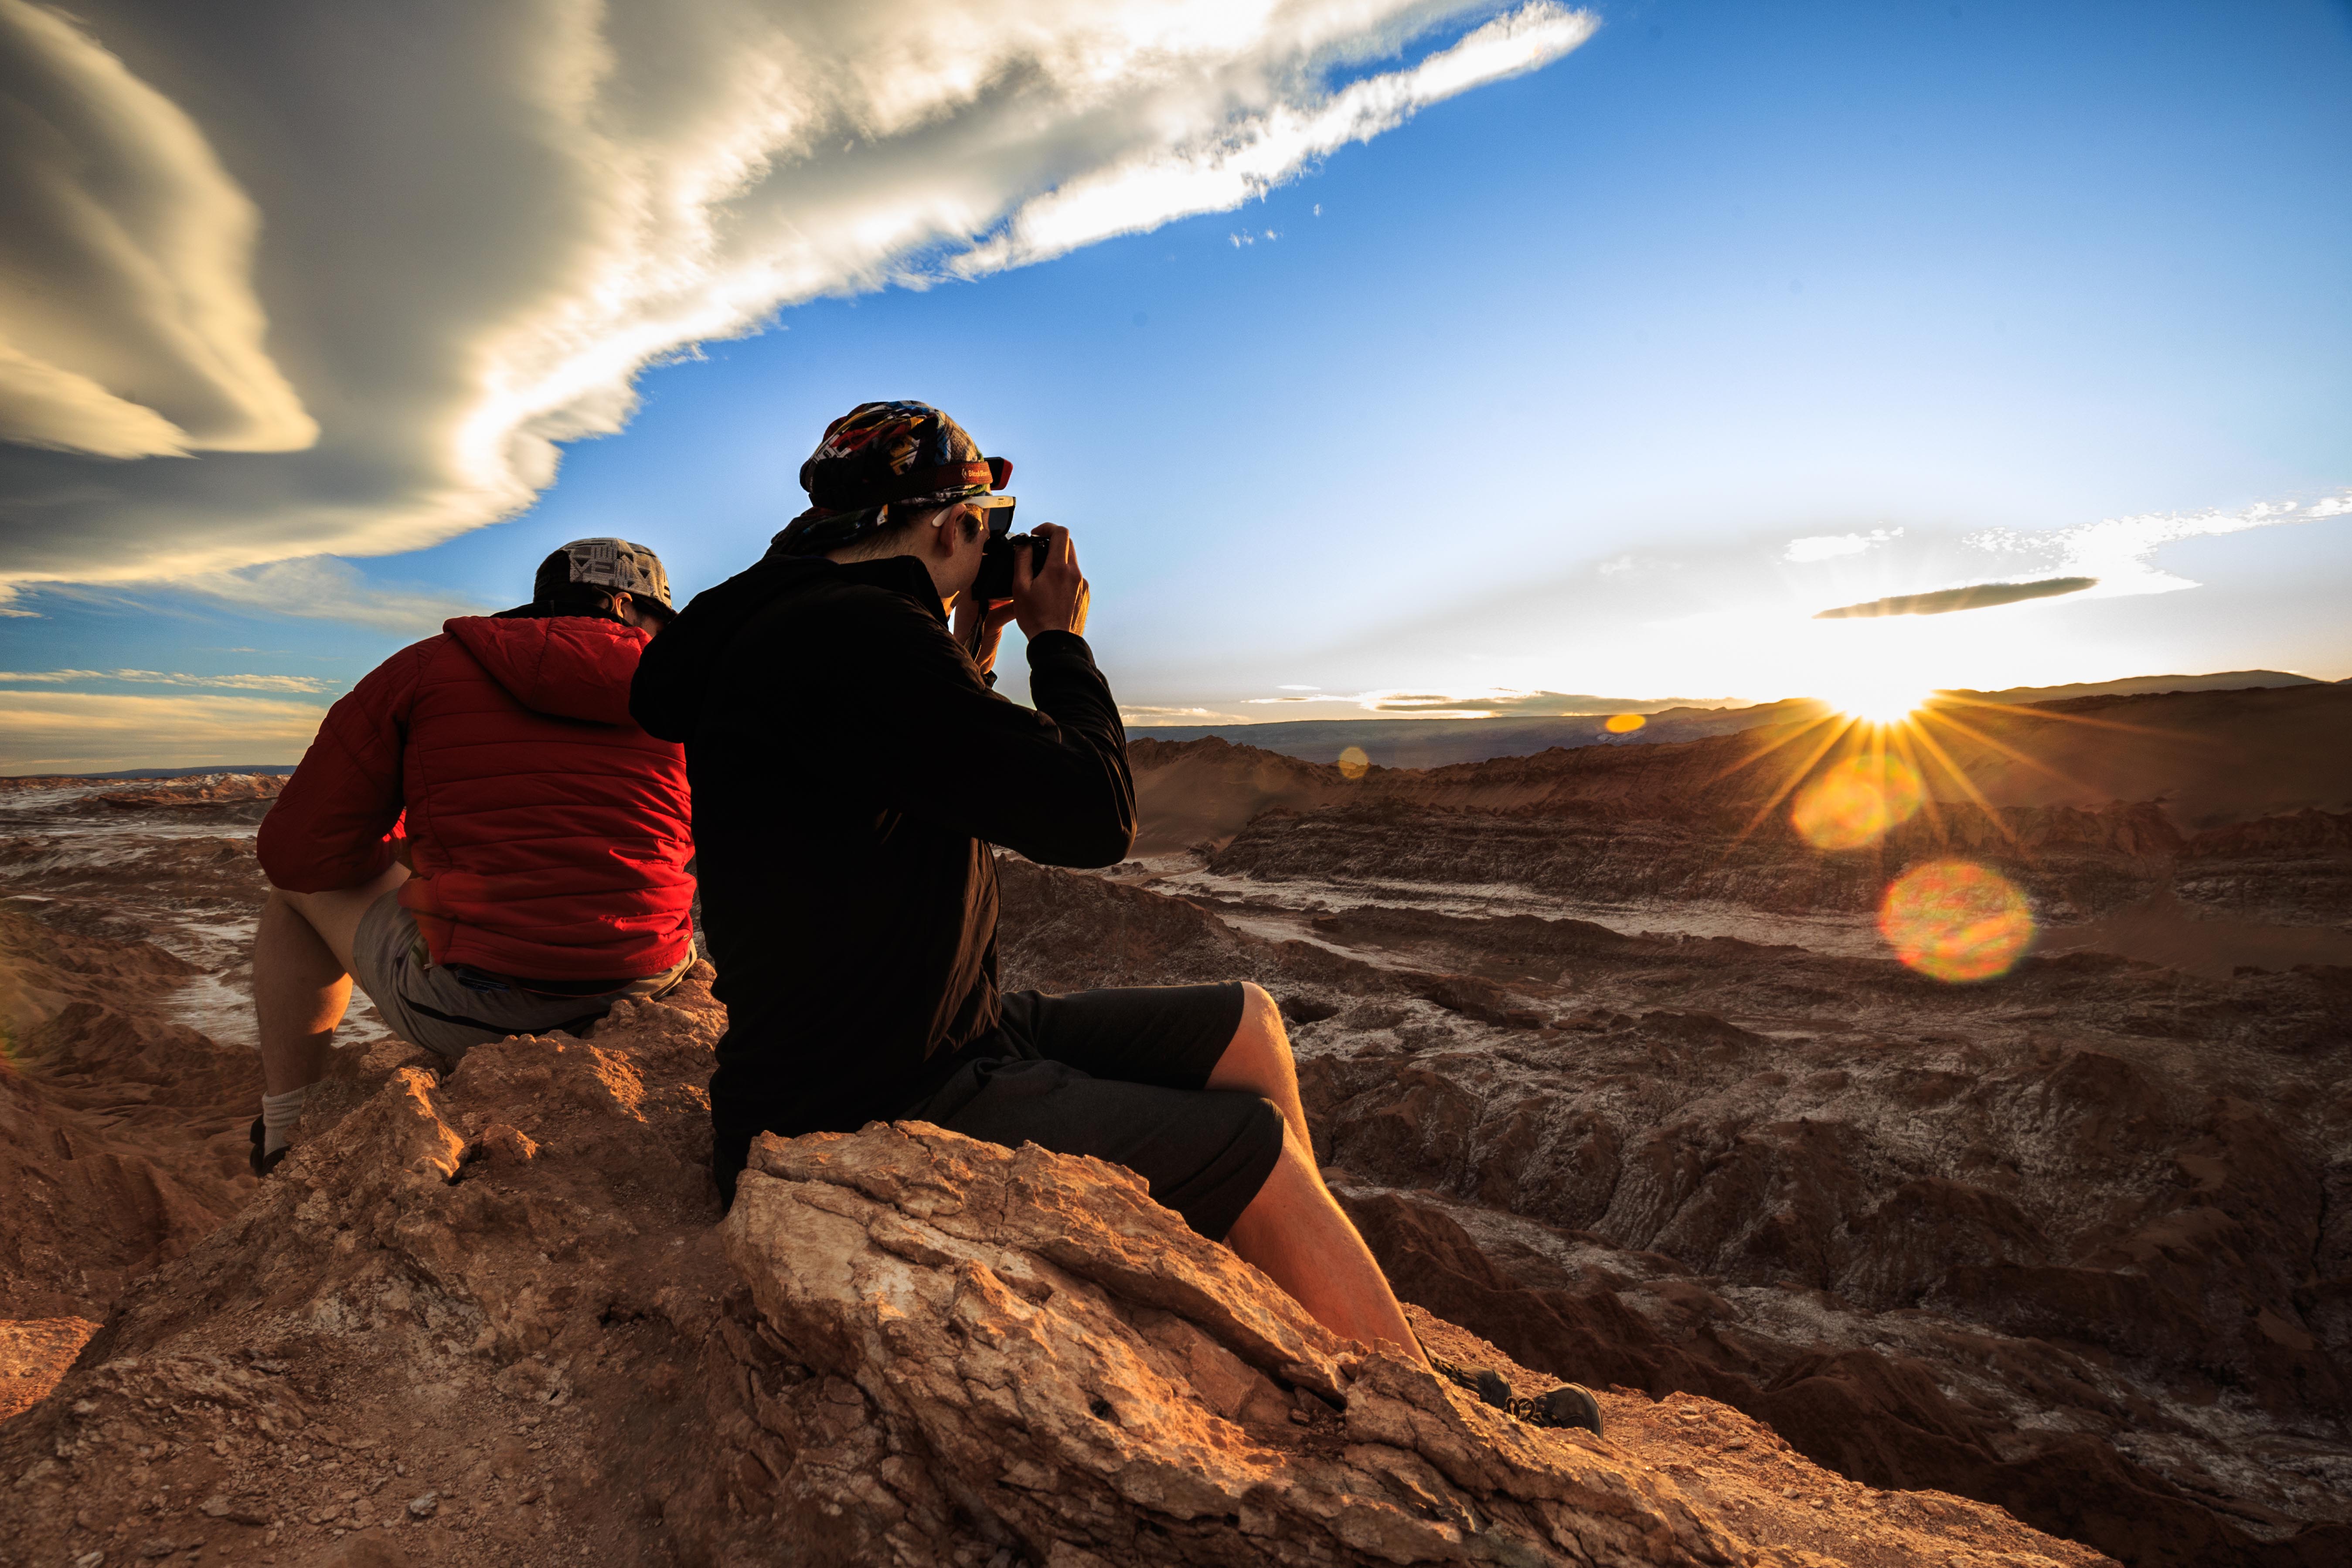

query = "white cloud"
[169, 557, 485, 634]
[0, 0, 1595, 598]
[1243, 685, 1741, 715]
[0, 668, 337, 692]
[0, 689, 325, 773]
[0, 0, 315, 458]
[1967, 490, 2352, 599]
[1784, 526, 1901, 563]
[1119, 704, 1255, 724]
[15, 553, 482, 633]
[950, 4, 1591, 278]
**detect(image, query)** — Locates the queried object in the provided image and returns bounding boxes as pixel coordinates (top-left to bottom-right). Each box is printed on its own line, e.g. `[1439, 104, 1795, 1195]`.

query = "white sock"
[261, 1084, 312, 1155]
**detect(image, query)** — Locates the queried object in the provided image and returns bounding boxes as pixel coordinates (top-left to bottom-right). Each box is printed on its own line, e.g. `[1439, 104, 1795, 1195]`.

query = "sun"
[1819, 679, 1929, 726]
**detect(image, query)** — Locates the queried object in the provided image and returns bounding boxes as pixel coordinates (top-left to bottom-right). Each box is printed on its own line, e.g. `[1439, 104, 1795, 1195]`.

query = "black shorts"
[899, 982, 1281, 1242]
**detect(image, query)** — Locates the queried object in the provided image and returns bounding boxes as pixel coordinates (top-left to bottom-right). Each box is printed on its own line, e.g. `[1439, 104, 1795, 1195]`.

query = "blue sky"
[2, 0, 2347, 768]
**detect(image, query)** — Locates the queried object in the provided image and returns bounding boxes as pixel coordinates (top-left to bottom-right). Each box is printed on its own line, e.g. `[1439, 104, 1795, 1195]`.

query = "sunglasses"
[963, 494, 1016, 536]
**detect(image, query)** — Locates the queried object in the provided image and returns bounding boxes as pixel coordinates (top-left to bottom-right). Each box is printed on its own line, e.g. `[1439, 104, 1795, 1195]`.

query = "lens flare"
[1604, 712, 1646, 734]
[1821, 682, 1928, 726]
[1336, 745, 1370, 780]
[1792, 754, 1925, 850]
[1879, 861, 2035, 983]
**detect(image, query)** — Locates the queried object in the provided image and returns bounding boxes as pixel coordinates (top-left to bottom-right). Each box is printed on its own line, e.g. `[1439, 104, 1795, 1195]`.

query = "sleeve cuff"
[1024, 629, 1096, 669]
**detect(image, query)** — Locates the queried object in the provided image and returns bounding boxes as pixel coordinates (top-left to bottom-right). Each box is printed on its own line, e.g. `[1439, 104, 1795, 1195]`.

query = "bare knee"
[1213, 984, 1293, 1093]
[1239, 983, 1291, 1061]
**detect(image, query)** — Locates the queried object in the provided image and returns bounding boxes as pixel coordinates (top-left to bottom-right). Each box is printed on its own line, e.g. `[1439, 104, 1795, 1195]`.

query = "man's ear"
[929, 506, 977, 557]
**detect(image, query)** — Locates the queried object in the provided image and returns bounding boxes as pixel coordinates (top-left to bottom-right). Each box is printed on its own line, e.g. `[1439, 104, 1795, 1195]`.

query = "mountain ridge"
[1132, 670, 2326, 770]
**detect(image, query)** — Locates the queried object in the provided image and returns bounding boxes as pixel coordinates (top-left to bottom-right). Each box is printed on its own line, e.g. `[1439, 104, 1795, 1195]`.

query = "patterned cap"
[538, 538, 673, 616]
[773, 401, 1011, 557]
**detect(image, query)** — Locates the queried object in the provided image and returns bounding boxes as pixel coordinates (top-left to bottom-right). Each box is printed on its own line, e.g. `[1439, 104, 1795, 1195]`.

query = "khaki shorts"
[350, 889, 693, 1061]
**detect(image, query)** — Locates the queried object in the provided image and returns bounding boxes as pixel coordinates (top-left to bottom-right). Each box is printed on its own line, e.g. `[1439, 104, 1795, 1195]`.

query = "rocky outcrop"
[1288, 982, 2352, 1567]
[729, 1122, 1747, 1566]
[0, 990, 2113, 1567]
[1137, 686, 2352, 929]
[0, 908, 256, 1320]
[6, 737, 2349, 1568]
[1204, 799, 2206, 922]
[990, 861, 2352, 1567]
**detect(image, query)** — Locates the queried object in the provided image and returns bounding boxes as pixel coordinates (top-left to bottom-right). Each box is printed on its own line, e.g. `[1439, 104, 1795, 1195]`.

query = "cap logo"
[557, 537, 671, 609]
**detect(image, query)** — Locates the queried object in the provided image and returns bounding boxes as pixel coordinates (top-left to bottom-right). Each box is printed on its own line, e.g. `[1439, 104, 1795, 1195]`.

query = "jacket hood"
[630, 551, 936, 742]
[446, 615, 648, 724]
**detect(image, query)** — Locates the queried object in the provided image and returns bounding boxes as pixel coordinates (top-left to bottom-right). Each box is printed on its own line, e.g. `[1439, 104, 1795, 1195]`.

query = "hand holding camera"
[1009, 522, 1087, 639]
[956, 519, 1087, 670]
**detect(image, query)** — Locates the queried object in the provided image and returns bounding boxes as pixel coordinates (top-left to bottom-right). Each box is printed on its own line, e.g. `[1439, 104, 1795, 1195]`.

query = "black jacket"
[629, 549, 1134, 1189]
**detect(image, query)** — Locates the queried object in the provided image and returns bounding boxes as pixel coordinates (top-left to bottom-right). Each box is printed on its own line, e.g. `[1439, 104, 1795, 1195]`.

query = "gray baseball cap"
[534, 538, 673, 619]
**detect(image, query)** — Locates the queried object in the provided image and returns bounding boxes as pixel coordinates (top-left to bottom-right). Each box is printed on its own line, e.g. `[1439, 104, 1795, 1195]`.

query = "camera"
[971, 529, 1052, 602]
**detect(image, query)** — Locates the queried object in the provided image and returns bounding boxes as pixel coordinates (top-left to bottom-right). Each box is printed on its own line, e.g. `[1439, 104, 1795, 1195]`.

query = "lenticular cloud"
[0, 0, 1594, 604]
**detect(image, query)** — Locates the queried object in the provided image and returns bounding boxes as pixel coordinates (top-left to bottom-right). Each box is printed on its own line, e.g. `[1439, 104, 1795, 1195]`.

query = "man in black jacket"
[630, 400, 1427, 1361]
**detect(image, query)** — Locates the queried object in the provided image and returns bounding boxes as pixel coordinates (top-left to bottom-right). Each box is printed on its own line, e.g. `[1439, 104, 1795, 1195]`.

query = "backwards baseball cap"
[772, 400, 1011, 558]
[533, 537, 674, 621]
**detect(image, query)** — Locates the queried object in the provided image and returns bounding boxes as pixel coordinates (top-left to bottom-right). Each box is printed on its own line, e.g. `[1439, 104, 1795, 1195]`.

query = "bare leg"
[255, 864, 407, 1096]
[1208, 983, 1424, 1364]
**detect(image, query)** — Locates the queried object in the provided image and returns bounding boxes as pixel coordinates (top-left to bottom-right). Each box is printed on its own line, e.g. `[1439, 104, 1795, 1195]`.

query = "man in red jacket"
[249, 538, 696, 1175]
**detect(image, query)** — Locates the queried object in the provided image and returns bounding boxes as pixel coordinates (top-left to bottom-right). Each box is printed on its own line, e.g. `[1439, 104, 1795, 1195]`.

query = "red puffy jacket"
[258, 615, 694, 983]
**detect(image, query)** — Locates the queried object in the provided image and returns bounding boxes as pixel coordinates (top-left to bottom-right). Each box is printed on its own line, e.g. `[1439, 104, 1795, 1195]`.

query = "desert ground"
[1, 681, 2346, 1566]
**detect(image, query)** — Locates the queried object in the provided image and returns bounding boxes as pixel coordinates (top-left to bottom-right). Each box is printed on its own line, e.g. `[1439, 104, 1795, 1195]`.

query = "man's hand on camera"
[951, 589, 1020, 676]
[1014, 523, 1089, 639]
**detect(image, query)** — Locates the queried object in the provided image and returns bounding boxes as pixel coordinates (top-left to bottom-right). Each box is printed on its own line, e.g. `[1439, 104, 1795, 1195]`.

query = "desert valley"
[1, 679, 2348, 1568]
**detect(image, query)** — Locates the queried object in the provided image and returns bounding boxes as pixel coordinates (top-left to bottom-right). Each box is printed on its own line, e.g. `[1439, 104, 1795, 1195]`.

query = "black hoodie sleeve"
[804, 590, 1135, 867]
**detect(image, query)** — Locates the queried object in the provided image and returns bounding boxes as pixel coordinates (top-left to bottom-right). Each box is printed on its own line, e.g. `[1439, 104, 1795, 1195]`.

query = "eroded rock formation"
[1134, 684, 2352, 932]
[0, 992, 2109, 1566]
[988, 863, 2352, 1568]
[6, 694, 2350, 1568]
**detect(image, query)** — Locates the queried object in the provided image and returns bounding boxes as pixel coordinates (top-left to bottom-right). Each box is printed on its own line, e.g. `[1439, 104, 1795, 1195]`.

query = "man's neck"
[827, 546, 953, 610]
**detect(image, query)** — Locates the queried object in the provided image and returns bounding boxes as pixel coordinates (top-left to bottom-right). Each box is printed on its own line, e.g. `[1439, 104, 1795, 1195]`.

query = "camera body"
[971, 530, 1051, 602]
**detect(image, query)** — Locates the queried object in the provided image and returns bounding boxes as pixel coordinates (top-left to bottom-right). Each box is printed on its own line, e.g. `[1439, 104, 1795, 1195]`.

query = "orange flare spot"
[1792, 754, 1924, 850]
[1604, 712, 1646, 734]
[1879, 861, 2035, 983]
[1336, 745, 1369, 781]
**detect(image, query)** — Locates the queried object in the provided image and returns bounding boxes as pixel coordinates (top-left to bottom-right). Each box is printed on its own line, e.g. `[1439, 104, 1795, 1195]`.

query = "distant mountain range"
[1, 764, 302, 781]
[6, 673, 2333, 780]
[1129, 670, 2329, 770]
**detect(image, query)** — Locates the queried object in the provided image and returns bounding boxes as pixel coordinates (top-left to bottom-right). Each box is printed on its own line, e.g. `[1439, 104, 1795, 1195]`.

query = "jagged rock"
[727, 1120, 1746, 1566]
[6, 747, 2347, 1566]
[990, 860, 2352, 1564]
[1137, 684, 2352, 927]
[0, 997, 2112, 1566]
[0, 908, 254, 1320]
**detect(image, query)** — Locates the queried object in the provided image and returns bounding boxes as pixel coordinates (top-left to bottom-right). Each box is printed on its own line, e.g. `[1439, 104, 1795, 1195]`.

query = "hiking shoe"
[1422, 1337, 1605, 1438]
[1528, 1383, 1604, 1436]
[248, 1116, 287, 1178]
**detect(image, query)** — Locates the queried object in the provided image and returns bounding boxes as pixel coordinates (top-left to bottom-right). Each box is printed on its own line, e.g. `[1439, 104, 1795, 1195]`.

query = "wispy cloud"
[0, 668, 337, 692]
[953, 4, 1591, 277]
[169, 557, 486, 633]
[1967, 490, 2352, 599]
[1784, 527, 1901, 563]
[0, 554, 482, 631]
[1244, 686, 1748, 716]
[1813, 575, 2098, 619]
[0, 0, 315, 460]
[1119, 704, 1253, 725]
[0, 0, 1596, 600]
[0, 690, 324, 774]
